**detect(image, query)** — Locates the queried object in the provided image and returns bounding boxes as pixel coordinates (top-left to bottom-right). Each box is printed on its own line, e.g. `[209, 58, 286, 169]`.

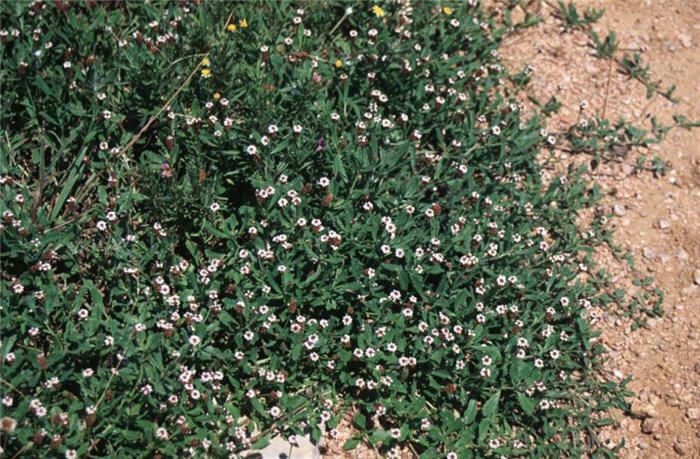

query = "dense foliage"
[1, 1, 629, 457]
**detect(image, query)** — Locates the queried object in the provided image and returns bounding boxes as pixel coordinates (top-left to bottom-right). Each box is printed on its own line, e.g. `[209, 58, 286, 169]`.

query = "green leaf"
[343, 438, 360, 450]
[478, 418, 491, 443]
[464, 399, 478, 424]
[251, 435, 271, 449]
[354, 412, 367, 429]
[517, 392, 535, 416]
[482, 390, 501, 417]
[250, 398, 267, 418]
[369, 429, 390, 445]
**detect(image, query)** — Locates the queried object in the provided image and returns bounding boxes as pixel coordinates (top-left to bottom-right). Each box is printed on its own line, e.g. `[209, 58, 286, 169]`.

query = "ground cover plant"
[0, 1, 652, 457]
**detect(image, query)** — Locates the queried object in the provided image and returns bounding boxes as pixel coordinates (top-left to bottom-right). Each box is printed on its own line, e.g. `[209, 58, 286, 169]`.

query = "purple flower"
[161, 162, 172, 178]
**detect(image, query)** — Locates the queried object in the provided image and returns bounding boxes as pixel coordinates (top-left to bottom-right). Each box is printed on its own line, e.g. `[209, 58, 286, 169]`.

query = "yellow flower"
[372, 5, 385, 17]
[335, 59, 342, 68]
[239, 18, 248, 28]
[201, 57, 210, 67]
[201, 68, 211, 78]
[213, 92, 221, 100]
[227, 24, 237, 32]
[443, 6, 452, 15]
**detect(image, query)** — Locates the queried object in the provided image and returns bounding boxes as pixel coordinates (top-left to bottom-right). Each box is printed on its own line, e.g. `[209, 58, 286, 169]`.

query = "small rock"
[681, 285, 699, 296]
[614, 203, 627, 216]
[621, 217, 631, 226]
[641, 418, 662, 434]
[631, 400, 659, 418]
[678, 33, 692, 48]
[673, 443, 686, 455]
[643, 248, 656, 260]
[676, 249, 689, 260]
[245, 433, 322, 459]
[694, 269, 700, 285]
[658, 219, 670, 230]
[695, 362, 700, 374]
[638, 441, 649, 450]
[621, 163, 635, 175]
[687, 407, 700, 420]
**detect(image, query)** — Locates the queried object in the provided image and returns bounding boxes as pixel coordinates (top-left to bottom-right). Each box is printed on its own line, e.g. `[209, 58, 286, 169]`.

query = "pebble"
[694, 269, 700, 286]
[638, 441, 649, 449]
[686, 407, 700, 420]
[676, 249, 689, 260]
[658, 219, 671, 230]
[643, 248, 656, 260]
[677, 33, 692, 48]
[641, 418, 662, 434]
[614, 203, 627, 216]
[256, 436, 320, 459]
[673, 443, 686, 455]
[621, 163, 635, 175]
[243, 430, 322, 459]
[631, 400, 659, 418]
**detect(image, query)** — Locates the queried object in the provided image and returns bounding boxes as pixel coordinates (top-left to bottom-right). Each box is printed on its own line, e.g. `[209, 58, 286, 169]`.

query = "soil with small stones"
[500, 0, 699, 457]
[324, 1, 699, 457]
